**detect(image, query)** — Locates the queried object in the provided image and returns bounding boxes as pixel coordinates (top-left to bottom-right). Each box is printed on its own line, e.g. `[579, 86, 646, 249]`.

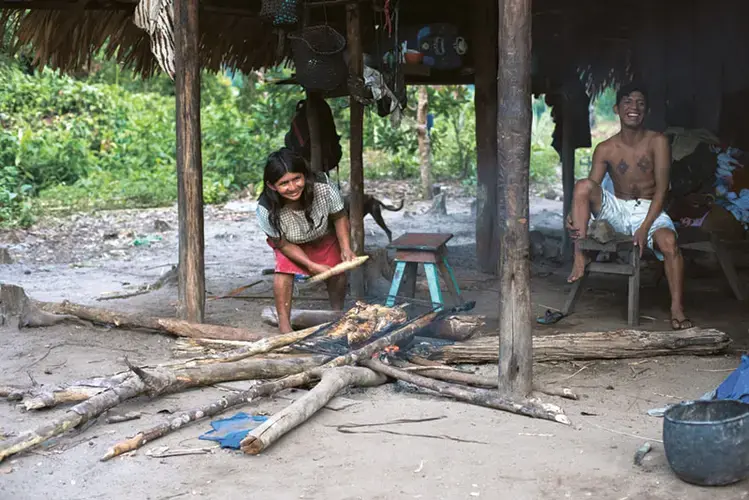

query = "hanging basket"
[259, 0, 299, 26]
[289, 25, 348, 91]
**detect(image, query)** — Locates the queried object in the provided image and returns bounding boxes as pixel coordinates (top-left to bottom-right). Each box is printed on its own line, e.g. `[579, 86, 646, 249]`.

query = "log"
[261, 307, 343, 329]
[305, 256, 369, 284]
[497, 0, 534, 398]
[1, 284, 83, 329]
[0, 356, 327, 461]
[427, 327, 733, 364]
[19, 292, 267, 341]
[399, 358, 578, 400]
[240, 366, 386, 454]
[102, 311, 441, 460]
[191, 323, 327, 364]
[363, 359, 570, 425]
[433, 315, 486, 341]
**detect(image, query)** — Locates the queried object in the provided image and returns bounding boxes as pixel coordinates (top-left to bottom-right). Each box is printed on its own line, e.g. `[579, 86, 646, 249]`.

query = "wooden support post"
[496, 0, 533, 398]
[474, 0, 499, 274]
[347, 2, 365, 297]
[561, 94, 576, 260]
[174, 0, 205, 323]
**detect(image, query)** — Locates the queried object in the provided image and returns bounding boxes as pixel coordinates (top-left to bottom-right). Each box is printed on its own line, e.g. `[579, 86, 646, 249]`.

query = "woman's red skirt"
[269, 233, 342, 277]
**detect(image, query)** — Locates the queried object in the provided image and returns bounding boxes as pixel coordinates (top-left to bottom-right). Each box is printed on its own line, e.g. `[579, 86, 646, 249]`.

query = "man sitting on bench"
[566, 83, 692, 330]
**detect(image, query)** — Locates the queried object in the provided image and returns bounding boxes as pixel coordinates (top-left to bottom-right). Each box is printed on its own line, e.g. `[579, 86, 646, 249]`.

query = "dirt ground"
[1, 183, 749, 500]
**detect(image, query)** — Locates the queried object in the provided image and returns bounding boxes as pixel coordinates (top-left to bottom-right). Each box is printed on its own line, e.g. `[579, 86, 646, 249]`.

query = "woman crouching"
[256, 148, 356, 333]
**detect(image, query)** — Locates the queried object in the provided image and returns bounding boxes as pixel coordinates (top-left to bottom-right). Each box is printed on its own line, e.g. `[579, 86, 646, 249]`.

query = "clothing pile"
[711, 146, 749, 230]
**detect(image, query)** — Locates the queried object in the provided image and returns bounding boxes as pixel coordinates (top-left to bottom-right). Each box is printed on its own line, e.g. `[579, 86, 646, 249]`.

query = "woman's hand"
[307, 262, 331, 276]
[341, 247, 357, 262]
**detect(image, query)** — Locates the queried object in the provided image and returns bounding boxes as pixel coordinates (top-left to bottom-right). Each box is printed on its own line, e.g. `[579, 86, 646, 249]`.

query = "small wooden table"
[385, 233, 463, 310]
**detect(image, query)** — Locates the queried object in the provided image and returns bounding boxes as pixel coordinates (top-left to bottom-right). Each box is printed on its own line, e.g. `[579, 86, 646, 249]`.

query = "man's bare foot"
[567, 254, 590, 283]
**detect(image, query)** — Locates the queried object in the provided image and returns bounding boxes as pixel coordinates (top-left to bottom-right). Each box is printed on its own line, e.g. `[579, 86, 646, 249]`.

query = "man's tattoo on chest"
[637, 156, 653, 173]
[616, 160, 629, 174]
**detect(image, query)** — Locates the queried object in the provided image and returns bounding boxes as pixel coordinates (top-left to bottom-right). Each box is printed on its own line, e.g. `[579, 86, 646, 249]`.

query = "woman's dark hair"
[261, 147, 320, 239]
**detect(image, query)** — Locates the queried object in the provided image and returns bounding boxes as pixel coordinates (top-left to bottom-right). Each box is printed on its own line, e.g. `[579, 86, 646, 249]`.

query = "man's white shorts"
[592, 190, 676, 260]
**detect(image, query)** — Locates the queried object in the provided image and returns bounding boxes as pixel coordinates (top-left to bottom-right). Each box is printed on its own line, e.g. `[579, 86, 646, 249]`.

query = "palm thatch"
[1, 6, 289, 77]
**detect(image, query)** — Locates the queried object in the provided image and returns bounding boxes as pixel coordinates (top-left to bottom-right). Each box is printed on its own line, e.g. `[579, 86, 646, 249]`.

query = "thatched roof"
[5, 0, 749, 143]
[1, 0, 631, 90]
[1, 3, 288, 76]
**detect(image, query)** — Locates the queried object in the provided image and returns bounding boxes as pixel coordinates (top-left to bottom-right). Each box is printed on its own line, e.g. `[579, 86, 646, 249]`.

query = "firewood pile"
[0, 284, 732, 463]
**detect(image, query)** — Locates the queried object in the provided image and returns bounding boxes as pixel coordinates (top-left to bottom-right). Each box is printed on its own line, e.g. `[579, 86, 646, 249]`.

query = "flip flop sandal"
[671, 318, 694, 330]
[537, 310, 565, 325]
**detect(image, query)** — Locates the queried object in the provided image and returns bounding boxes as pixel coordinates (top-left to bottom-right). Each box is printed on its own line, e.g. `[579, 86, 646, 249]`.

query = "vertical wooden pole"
[417, 86, 433, 200]
[174, 0, 205, 322]
[474, 0, 499, 274]
[347, 2, 365, 297]
[561, 95, 576, 260]
[306, 91, 323, 173]
[497, 0, 533, 397]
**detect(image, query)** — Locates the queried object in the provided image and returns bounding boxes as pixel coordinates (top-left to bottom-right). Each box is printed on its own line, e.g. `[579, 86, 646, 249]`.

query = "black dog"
[343, 194, 404, 242]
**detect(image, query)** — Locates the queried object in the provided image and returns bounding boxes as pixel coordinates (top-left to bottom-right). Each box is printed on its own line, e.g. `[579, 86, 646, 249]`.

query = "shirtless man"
[566, 83, 692, 330]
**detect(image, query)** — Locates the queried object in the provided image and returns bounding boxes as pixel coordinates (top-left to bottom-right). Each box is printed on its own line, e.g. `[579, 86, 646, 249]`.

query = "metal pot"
[663, 400, 749, 486]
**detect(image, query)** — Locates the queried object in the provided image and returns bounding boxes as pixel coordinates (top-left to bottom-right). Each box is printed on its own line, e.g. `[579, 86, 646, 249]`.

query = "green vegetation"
[0, 52, 619, 228]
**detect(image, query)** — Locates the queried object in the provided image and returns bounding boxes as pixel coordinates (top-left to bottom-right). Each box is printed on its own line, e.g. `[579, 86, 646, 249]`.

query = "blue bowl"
[663, 400, 749, 486]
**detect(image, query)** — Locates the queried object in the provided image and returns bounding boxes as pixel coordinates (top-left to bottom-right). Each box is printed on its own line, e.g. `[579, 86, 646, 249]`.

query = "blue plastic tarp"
[714, 354, 749, 403]
[199, 412, 268, 449]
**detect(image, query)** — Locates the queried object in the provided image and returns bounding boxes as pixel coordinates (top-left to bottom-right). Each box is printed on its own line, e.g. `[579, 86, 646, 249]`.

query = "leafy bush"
[1, 51, 620, 227]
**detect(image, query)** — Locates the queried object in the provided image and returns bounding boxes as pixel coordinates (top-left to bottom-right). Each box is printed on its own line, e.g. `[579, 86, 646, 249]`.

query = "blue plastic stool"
[385, 233, 463, 311]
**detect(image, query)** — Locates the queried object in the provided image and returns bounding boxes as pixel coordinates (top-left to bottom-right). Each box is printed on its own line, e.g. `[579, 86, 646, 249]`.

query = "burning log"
[240, 367, 386, 455]
[424, 327, 732, 364]
[363, 359, 570, 425]
[101, 311, 440, 460]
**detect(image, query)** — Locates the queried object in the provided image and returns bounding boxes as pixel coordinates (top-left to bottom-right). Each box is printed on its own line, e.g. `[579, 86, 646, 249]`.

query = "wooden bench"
[563, 229, 747, 327]
[562, 236, 641, 326]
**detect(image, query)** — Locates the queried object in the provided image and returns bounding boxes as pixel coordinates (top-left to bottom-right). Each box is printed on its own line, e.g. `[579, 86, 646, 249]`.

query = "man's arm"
[641, 134, 671, 229]
[588, 142, 609, 185]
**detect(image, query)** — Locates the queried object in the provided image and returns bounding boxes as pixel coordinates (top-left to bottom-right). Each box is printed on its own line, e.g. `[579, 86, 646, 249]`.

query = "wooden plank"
[561, 93, 576, 260]
[347, 3, 365, 298]
[561, 276, 585, 316]
[473, 0, 499, 274]
[664, 0, 695, 128]
[711, 234, 746, 301]
[497, 0, 533, 398]
[627, 248, 641, 326]
[587, 262, 634, 276]
[389, 233, 453, 251]
[633, 1, 667, 131]
[393, 250, 438, 264]
[174, 0, 205, 322]
[693, 0, 722, 133]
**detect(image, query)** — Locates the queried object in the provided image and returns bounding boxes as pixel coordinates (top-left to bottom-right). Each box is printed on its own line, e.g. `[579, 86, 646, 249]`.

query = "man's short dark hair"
[616, 83, 648, 107]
